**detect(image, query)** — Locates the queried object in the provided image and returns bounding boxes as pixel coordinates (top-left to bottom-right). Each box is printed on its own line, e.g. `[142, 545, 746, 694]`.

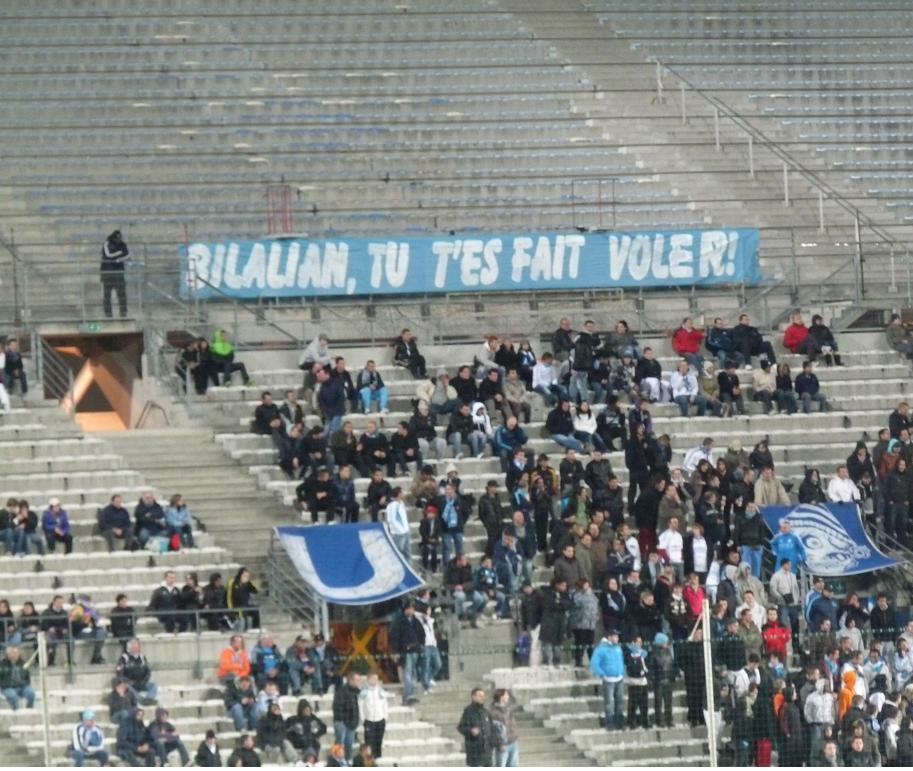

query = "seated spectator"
[493, 417, 528, 473]
[409, 402, 447, 462]
[474, 335, 501, 379]
[210, 328, 251, 386]
[3, 338, 27, 397]
[110, 678, 138, 726]
[180, 573, 204, 632]
[517, 340, 536, 387]
[471, 402, 494, 457]
[226, 675, 258, 731]
[41, 497, 72, 554]
[218, 634, 251, 684]
[365, 468, 392, 523]
[330, 421, 364, 474]
[333, 465, 360, 524]
[195, 729, 222, 768]
[503, 368, 531, 424]
[416, 369, 462, 418]
[308, 633, 340, 696]
[774, 362, 800, 415]
[14, 601, 40, 651]
[532, 352, 565, 406]
[670, 359, 708, 417]
[253, 391, 283, 437]
[286, 698, 327, 757]
[573, 400, 607, 451]
[479, 368, 510, 424]
[890, 402, 912, 439]
[257, 701, 298, 763]
[99, 494, 133, 552]
[10, 499, 44, 556]
[635, 347, 668, 403]
[755, 466, 792, 508]
[71, 710, 109, 768]
[298, 426, 333, 477]
[358, 360, 389, 415]
[134, 491, 166, 547]
[0, 645, 35, 711]
[705, 317, 742, 366]
[546, 399, 584, 453]
[419, 505, 442, 573]
[110, 594, 136, 647]
[887, 313, 913, 360]
[447, 402, 486, 459]
[827, 465, 861, 505]
[203, 573, 231, 632]
[445, 554, 486, 625]
[69, 594, 108, 665]
[164, 494, 194, 549]
[783, 311, 816, 358]
[228, 567, 261, 631]
[717, 360, 745, 416]
[148, 571, 183, 634]
[251, 632, 287, 692]
[149, 706, 190, 766]
[671, 316, 705, 371]
[278, 388, 305, 432]
[393, 328, 426, 379]
[115, 638, 159, 703]
[227, 733, 261, 768]
[115, 706, 155, 767]
[256, 679, 282, 717]
[300, 334, 332, 390]
[795, 360, 829, 413]
[732, 313, 777, 369]
[358, 420, 394, 476]
[296, 467, 338, 524]
[751, 360, 776, 414]
[390, 421, 422, 475]
[808, 314, 842, 366]
[41, 595, 70, 667]
[285, 636, 317, 697]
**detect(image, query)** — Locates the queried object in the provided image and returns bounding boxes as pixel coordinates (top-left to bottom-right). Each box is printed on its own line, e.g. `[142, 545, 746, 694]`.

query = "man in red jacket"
[671, 317, 705, 371]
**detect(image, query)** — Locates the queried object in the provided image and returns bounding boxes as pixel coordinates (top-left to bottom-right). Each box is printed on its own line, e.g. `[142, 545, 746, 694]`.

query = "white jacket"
[385, 500, 410, 536]
[827, 476, 860, 503]
[573, 409, 598, 435]
[359, 685, 389, 723]
[670, 371, 698, 399]
[532, 362, 557, 389]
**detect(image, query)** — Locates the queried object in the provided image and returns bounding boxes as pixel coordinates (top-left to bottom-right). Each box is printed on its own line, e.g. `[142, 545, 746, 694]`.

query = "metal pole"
[680, 83, 687, 124]
[38, 631, 52, 768]
[890, 249, 898, 294]
[701, 599, 718, 767]
[654, 60, 664, 104]
[907, 251, 912, 307]
[713, 107, 720, 151]
[783, 162, 790, 206]
[611, 177, 617, 230]
[320, 599, 330, 640]
[818, 191, 825, 233]
[854, 211, 864, 302]
[747, 136, 754, 178]
[10, 228, 21, 328]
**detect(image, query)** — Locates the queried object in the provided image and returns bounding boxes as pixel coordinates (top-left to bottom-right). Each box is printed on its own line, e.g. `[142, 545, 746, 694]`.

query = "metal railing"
[266, 531, 329, 639]
[36, 338, 74, 415]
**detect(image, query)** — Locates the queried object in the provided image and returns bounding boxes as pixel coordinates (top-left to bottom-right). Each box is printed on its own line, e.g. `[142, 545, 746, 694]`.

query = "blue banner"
[181, 227, 762, 299]
[761, 502, 898, 576]
[275, 523, 423, 605]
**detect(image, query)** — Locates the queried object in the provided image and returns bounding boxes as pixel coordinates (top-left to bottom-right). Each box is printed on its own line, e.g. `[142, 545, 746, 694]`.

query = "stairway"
[98, 427, 295, 579]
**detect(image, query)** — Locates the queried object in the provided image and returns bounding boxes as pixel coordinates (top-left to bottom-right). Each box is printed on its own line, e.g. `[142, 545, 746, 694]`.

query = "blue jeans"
[497, 741, 520, 767]
[775, 389, 799, 414]
[674, 394, 708, 417]
[740, 545, 762, 578]
[453, 589, 486, 619]
[681, 352, 705, 371]
[431, 398, 462, 417]
[449, 430, 485, 457]
[229, 701, 257, 731]
[401, 651, 419, 702]
[421, 645, 442, 690]
[541, 643, 561, 666]
[602, 679, 625, 730]
[533, 384, 566, 406]
[550, 433, 584, 453]
[334, 721, 356, 759]
[360, 385, 388, 412]
[129, 680, 158, 701]
[11, 530, 45, 556]
[2, 685, 35, 710]
[4, 370, 27, 396]
[574, 430, 607, 452]
[72, 750, 110, 767]
[569, 371, 590, 403]
[442, 531, 464, 565]
[392, 532, 411, 563]
[800, 392, 828, 413]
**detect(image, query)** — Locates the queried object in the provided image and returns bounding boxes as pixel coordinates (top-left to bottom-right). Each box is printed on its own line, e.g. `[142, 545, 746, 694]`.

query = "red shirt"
[672, 327, 705, 355]
[762, 620, 791, 659]
[783, 323, 809, 353]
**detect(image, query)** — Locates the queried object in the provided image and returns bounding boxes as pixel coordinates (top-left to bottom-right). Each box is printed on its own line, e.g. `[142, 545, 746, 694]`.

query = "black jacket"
[538, 589, 571, 645]
[545, 407, 574, 436]
[195, 741, 222, 767]
[226, 747, 261, 767]
[389, 612, 424, 655]
[457, 702, 495, 763]
[332, 683, 361, 729]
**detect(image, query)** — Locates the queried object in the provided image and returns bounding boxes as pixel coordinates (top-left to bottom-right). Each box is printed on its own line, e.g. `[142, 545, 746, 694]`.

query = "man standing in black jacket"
[101, 229, 129, 318]
[390, 602, 424, 705]
[332, 671, 361, 760]
[457, 688, 495, 767]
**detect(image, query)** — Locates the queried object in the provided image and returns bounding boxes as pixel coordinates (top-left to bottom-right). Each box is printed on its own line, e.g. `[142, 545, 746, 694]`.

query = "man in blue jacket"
[590, 629, 625, 731]
[316, 367, 346, 438]
[770, 519, 807, 574]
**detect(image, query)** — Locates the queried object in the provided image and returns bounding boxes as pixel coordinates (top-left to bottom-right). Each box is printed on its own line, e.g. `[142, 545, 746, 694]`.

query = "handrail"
[135, 399, 170, 428]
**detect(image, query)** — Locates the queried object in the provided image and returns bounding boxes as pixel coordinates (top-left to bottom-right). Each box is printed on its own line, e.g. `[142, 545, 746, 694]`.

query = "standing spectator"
[332, 671, 361, 760]
[164, 494, 194, 549]
[100, 229, 129, 318]
[436, 483, 468, 566]
[551, 318, 574, 362]
[3, 338, 27, 396]
[624, 635, 650, 729]
[732, 313, 776, 369]
[770, 520, 806, 572]
[115, 638, 158, 703]
[40, 595, 70, 667]
[795, 361, 829, 413]
[0, 646, 34, 710]
[99, 494, 133, 552]
[590, 629, 625, 731]
[539, 578, 572, 666]
[148, 571, 182, 633]
[330, 357, 359, 414]
[359, 672, 389, 758]
[671, 317, 705, 371]
[490, 689, 519, 768]
[41, 497, 72, 554]
[109, 594, 136, 649]
[384, 487, 411, 563]
[69, 595, 108, 665]
[570, 579, 599, 667]
[389, 602, 424, 705]
[419, 505, 442, 573]
[416, 602, 442, 694]
[647, 632, 675, 727]
[316, 367, 346, 438]
[457, 688, 495, 768]
[71, 710, 109, 767]
[769, 559, 802, 642]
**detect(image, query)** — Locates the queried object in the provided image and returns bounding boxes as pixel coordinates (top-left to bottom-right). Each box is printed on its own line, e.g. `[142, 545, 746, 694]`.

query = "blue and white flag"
[761, 502, 898, 576]
[275, 523, 423, 605]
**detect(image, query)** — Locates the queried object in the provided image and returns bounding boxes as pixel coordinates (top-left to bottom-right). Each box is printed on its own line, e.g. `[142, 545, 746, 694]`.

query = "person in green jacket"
[210, 329, 252, 387]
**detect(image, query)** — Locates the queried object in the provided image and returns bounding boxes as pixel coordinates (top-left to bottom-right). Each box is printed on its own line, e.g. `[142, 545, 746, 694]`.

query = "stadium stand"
[4, 0, 913, 768]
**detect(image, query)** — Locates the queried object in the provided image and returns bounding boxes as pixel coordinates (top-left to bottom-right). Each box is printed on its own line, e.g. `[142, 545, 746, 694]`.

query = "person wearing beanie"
[647, 632, 676, 727]
[195, 729, 222, 767]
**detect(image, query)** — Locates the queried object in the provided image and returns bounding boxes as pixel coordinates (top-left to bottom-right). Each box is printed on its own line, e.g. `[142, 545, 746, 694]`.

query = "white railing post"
[654, 60, 664, 104]
[818, 190, 825, 232]
[702, 600, 718, 767]
[38, 632, 52, 768]
[783, 161, 790, 205]
[748, 136, 754, 177]
[714, 107, 720, 151]
[680, 83, 687, 124]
